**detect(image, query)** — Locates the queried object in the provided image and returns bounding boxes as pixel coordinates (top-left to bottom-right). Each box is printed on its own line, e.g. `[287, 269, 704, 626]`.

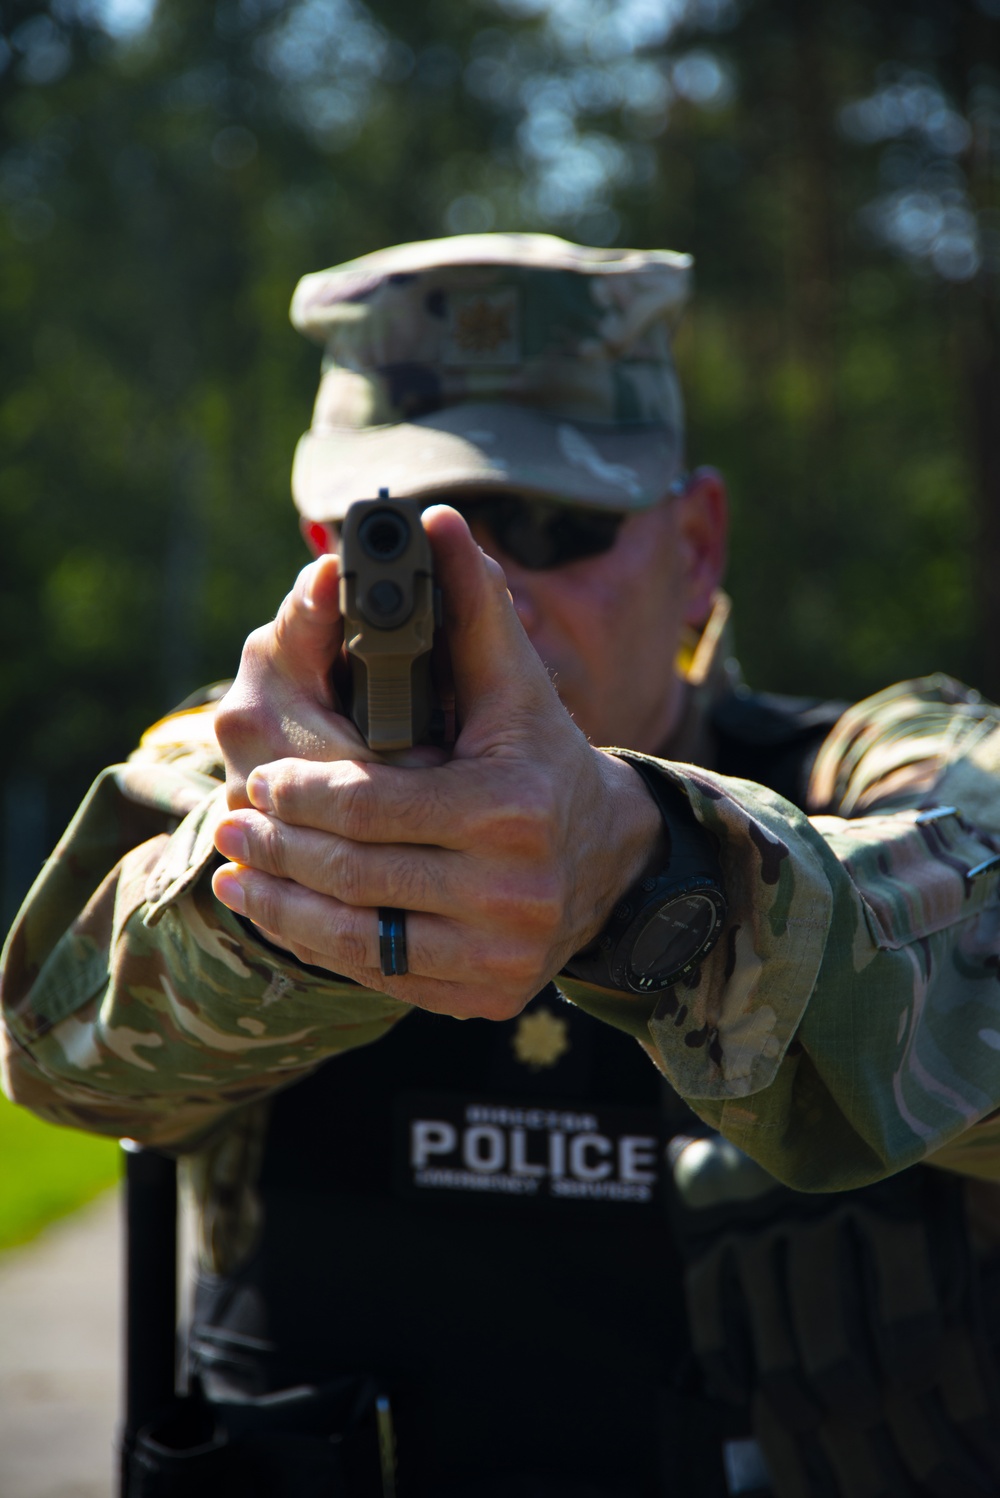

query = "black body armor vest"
[190, 691, 844, 1498]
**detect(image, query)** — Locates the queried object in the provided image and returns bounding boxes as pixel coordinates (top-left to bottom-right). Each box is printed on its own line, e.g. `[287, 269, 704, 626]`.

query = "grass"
[0, 1088, 121, 1251]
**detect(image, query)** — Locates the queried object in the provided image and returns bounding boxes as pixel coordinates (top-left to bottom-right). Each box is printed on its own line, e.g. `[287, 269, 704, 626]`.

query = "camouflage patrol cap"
[289, 232, 691, 519]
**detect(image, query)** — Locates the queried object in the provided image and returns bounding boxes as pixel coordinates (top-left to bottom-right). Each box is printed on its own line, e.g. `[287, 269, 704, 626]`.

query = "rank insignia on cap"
[511, 1007, 570, 1071]
[444, 287, 520, 365]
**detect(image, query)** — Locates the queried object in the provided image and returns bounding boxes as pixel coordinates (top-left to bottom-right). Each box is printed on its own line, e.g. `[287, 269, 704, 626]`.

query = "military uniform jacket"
[5, 600, 1000, 1255]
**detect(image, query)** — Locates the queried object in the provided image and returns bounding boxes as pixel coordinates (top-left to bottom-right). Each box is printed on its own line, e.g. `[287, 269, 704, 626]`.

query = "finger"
[217, 556, 376, 809]
[218, 693, 373, 811]
[215, 814, 456, 913]
[270, 552, 345, 691]
[246, 755, 555, 855]
[211, 863, 538, 1016]
[214, 811, 556, 930]
[421, 506, 569, 755]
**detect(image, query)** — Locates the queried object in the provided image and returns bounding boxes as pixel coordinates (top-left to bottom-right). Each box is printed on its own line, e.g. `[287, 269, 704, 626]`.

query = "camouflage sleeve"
[0, 703, 410, 1151]
[558, 676, 1000, 1192]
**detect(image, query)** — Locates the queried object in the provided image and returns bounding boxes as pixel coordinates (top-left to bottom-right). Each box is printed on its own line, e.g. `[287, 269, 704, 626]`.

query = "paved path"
[0, 1191, 120, 1498]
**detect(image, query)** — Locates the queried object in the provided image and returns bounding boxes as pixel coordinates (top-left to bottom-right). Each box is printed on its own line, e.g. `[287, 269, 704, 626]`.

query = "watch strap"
[563, 753, 727, 993]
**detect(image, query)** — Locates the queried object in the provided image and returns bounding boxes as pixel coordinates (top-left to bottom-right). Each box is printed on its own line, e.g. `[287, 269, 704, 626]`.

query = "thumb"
[422, 505, 563, 754]
[270, 552, 344, 697]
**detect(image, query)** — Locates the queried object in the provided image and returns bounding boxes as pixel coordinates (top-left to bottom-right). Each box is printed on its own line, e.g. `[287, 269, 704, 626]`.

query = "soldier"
[4, 234, 1000, 1497]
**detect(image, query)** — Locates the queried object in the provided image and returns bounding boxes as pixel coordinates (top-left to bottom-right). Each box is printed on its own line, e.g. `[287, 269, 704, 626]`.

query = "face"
[465, 473, 727, 752]
[304, 470, 727, 755]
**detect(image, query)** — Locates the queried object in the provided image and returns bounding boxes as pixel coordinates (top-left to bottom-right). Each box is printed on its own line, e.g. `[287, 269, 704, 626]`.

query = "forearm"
[560, 719, 1000, 1192]
[1, 768, 409, 1151]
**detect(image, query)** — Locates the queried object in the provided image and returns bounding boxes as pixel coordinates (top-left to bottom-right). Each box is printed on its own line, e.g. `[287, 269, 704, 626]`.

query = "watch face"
[629, 893, 720, 982]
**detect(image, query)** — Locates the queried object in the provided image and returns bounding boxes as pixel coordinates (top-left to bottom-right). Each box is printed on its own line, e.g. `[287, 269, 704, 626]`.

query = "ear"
[300, 518, 337, 557]
[675, 466, 728, 626]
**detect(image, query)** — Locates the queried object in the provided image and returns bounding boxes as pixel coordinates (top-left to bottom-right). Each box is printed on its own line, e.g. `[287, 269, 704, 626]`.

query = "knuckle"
[387, 851, 431, 910]
[254, 820, 288, 877]
[488, 872, 563, 937]
[225, 778, 248, 811]
[330, 913, 371, 972]
[487, 774, 559, 859]
[487, 988, 535, 1022]
[384, 775, 444, 841]
[245, 875, 282, 934]
[324, 841, 364, 905]
[335, 770, 379, 842]
[298, 894, 370, 971]
[520, 772, 560, 833]
[214, 693, 259, 754]
[492, 948, 539, 988]
[526, 874, 565, 932]
[468, 926, 545, 994]
[263, 762, 302, 819]
[409, 781, 445, 834]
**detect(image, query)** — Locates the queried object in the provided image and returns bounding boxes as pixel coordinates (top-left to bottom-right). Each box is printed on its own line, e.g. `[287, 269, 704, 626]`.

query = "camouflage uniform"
[4, 236, 1000, 1493]
[3, 613, 1000, 1260]
[4, 232, 1000, 1239]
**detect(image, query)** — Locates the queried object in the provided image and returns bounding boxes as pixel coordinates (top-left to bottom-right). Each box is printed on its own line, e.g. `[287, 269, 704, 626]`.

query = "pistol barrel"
[339, 494, 436, 752]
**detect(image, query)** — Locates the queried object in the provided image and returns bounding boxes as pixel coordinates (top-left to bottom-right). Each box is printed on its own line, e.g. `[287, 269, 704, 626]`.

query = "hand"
[214, 550, 371, 812]
[212, 507, 664, 1019]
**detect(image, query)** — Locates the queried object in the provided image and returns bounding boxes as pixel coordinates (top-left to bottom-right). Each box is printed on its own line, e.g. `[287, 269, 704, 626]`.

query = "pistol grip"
[350, 650, 433, 753]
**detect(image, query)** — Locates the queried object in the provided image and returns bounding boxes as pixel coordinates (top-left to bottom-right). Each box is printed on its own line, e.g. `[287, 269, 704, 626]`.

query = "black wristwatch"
[563, 757, 728, 995]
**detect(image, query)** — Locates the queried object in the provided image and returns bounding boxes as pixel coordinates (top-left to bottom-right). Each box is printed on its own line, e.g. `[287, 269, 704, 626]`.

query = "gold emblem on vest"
[511, 1007, 570, 1071]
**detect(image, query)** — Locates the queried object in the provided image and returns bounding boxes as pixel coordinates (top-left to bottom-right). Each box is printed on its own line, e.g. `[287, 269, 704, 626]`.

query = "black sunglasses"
[331, 481, 687, 572]
[443, 493, 626, 571]
[446, 478, 690, 570]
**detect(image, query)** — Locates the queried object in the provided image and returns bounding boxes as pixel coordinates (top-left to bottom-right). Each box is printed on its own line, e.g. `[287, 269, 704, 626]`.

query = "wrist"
[597, 749, 669, 874]
[567, 752, 727, 994]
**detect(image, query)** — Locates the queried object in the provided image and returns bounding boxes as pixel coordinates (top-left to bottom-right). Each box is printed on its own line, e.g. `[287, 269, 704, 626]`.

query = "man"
[4, 234, 1000, 1497]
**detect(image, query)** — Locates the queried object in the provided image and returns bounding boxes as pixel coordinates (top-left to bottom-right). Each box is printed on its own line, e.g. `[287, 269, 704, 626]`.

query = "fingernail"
[304, 556, 335, 610]
[304, 563, 322, 610]
[213, 869, 246, 914]
[247, 772, 273, 812]
[214, 821, 249, 863]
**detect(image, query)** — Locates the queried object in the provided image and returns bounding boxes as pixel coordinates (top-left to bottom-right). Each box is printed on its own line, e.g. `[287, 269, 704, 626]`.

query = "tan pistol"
[338, 490, 439, 752]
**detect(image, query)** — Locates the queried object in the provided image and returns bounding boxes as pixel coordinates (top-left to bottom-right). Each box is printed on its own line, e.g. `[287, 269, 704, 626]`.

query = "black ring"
[378, 907, 408, 977]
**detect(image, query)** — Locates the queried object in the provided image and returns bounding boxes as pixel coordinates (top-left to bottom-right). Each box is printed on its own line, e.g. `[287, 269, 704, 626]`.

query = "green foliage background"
[1, 0, 999, 923]
[0, 1088, 118, 1247]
